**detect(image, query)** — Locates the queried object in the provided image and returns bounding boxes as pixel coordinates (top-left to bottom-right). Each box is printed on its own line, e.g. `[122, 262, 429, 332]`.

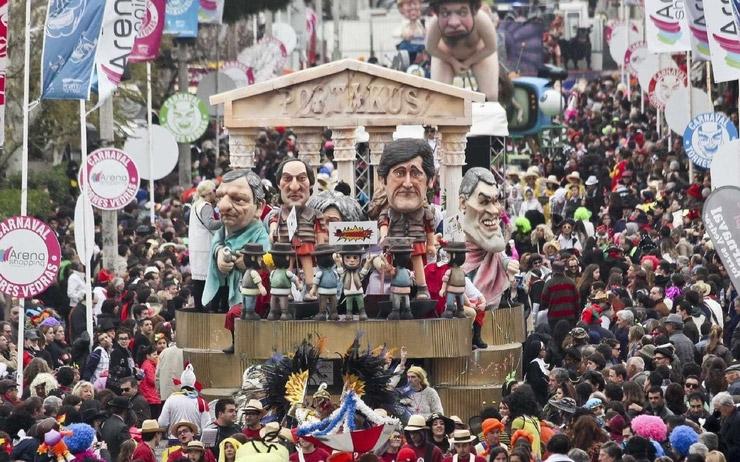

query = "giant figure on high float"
[426, 0, 500, 101]
[459, 167, 519, 310]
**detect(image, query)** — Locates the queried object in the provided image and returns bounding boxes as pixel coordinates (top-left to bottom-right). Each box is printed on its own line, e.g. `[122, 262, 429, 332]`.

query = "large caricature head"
[430, 0, 481, 38]
[378, 138, 435, 214]
[697, 121, 723, 155]
[216, 169, 265, 233]
[398, 0, 422, 21]
[459, 167, 506, 253]
[276, 158, 315, 208]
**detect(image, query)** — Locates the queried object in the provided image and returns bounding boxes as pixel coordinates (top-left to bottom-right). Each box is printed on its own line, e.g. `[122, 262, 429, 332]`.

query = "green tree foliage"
[0, 164, 72, 219]
[223, 0, 292, 23]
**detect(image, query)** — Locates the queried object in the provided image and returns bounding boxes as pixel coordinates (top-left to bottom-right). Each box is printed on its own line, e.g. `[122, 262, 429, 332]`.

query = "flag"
[198, 0, 224, 25]
[96, 0, 147, 104]
[644, 0, 692, 53]
[164, 0, 199, 37]
[0, 0, 9, 144]
[686, 0, 711, 61]
[129, 0, 166, 63]
[704, 0, 740, 83]
[41, 0, 106, 100]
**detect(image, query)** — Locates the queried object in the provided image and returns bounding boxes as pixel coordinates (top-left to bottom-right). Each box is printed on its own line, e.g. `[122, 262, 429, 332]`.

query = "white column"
[332, 127, 357, 195]
[294, 128, 323, 168]
[367, 126, 395, 195]
[228, 129, 258, 169]
[439, 126, 469, 220]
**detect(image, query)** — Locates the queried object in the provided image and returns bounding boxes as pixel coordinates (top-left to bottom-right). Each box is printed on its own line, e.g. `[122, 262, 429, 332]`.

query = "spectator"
[204, 398, 240, 460]
[120, 376, 150, 425]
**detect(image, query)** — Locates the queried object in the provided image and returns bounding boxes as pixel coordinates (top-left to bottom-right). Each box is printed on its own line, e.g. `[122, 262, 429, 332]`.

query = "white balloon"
[539, 89, 565, 117]
[665, 87, 714, 135]
[710, 139, 740, 190]
[74, 195, 95, 264]
[197, 71, 237, 117]
[123, 125, 179, 180]
[272, 22, 297, 54]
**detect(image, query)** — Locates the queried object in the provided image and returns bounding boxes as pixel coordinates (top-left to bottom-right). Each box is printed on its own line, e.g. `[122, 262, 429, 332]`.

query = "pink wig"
[631, 415, 667, 442]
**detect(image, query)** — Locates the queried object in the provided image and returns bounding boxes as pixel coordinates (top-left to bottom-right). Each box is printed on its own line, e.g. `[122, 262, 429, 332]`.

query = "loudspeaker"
[463, 136, 492, 175]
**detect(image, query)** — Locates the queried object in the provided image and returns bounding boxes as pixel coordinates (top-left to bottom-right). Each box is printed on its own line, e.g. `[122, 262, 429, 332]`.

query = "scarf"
[528, 357, 550, 378]
[461, 241, 510, 307]
[203, 220, 270, 307]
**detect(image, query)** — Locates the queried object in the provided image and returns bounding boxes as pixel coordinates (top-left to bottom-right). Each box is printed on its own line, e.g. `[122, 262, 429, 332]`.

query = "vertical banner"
[129, 0, 166, 63]
[644, 0, 692, 53]
[686, 0, 711, 61]
[704, 0, 740, 82]
[0, 0, 8, 145]
[164, 0, 199, 37]
[40, 0, 106, 99]
[198, 0, 224, 24]
[96, 0, 147, 103]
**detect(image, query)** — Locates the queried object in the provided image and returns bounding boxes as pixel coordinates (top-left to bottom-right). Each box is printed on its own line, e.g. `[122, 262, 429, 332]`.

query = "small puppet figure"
[38, 428, 74, 462]
[337, 246, 372, 321]
[397, 0, 427, 63]
[387, 243, 416, 320]
[309, 244, 341, 321]
[268, 243, 303, 321]
[440, 241, 469, 319]
[239, 244, 268, 321]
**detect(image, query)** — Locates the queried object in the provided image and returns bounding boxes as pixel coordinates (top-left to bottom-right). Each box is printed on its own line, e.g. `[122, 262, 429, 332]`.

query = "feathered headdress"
[342, 334, 396, 411]
[262, 336, 324, 420]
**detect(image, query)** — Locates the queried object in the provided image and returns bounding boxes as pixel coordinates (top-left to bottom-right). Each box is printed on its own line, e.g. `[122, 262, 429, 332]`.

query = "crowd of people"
[0, 19, 739, 461]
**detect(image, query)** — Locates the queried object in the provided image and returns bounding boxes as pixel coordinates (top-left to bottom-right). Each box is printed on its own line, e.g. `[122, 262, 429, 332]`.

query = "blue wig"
[63, 423, 96, 454]
[669, 425, 699, 457]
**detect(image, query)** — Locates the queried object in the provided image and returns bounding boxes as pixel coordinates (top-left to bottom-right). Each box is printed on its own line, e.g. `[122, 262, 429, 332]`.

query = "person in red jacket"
[132, 420, 165, 462]
[402, 415, 443, 462]
[136, 344, 162, 418]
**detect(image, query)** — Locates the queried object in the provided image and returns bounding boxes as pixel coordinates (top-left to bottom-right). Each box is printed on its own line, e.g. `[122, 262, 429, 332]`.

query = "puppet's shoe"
[358, 310, 368, 321]
[303, 293, 318, 301]
[222, 344, 235, 354]
[441, 306, 455, 319]
[328, 311, 340, 321]
[454, 308, 466, 319]
[280, 310, 294, 321]
[400, 307, 414, 320]
[242, 310, 261, 321]
[414, 286, 430, 300]
[472, 324, 488, 349]
[313, 309, 326, 321]
[387, 309, 401, 321]
[267, 309, 281, 321]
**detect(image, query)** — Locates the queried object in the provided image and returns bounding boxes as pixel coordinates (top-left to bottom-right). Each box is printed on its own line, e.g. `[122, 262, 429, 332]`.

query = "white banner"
[644, 0, 692, 53]
[199, 0, 225, 24]
[704, 0, 740, 82]
[686, 0, 711, 61]
[96, 0, 147, 103]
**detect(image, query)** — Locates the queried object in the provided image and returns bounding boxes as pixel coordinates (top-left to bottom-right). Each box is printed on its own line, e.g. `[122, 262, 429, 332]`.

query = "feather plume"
[341, 333, 397, 411]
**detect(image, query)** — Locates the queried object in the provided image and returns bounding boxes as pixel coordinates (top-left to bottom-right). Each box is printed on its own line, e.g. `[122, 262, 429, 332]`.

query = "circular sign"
[683, 112, 739, 169]
[665, 87, 714, 135]
[624, 41, 646, 75]
[648, 68, 687, 110]
[160, 93, 209, 143]
[634, 51, 677, 92]
[272, 22, 298, 54]
[123, 125, 179, 180]
[0, 216, 61, 298]
[196, 71, 237, 117]
[78, 148, 141, 210]
[221, 61, 252, 88]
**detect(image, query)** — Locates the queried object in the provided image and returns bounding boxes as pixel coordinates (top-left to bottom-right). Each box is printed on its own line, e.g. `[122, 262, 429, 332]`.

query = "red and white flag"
[129, 0, 166, 63]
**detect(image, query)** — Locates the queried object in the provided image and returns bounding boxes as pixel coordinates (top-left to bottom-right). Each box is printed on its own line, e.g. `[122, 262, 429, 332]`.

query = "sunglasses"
[685, 383, 699, 389]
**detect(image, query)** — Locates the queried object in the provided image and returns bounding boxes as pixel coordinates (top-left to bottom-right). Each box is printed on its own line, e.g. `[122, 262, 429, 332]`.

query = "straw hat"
[506, 166, 522, 178]
[184, 441, 205, 453]
[524, 166, 540, 179]
[140, 419, 166, 434]
[404, 414, 428, 431]
[566, 171, 582, 182]
[545, 175, 560, 186]
[244, 399, 265, 414]
[589, 290, 609, 302]
[449, 429, 476, 444]
[691, 281, 711, 296]
[169, 420, 198, 437]
[259, 421, 293, 442]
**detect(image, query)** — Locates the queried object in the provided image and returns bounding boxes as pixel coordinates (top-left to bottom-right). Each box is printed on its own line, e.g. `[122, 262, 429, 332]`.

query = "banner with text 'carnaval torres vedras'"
[0, 0, 9, 144]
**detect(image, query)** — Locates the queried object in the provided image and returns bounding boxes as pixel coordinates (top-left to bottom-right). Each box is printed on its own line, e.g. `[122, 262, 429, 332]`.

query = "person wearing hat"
[183, 441, 211, 462]
[240, 399, 266, 441]
[204, 169, 270, 313]
[402, 414, 444, 462]
[203, 398, 240, 460]
[427, 412, 454, 454]
[542, 260, 579, 331]
[338, 245, 372, 321]
[581, 290, 608, 326]
[0, 378, 19, 408]
[664, 313, 695, 367]
[476, 418, 506, 459]
[100, 396, 132, 461]
[267, 243, 303, 321]
[308, 244, 341, 321]
[725, 363, 740, 397]
[443, 429, 486, 462]
[555, 218, 581, 252]
[235, 421, 291, 461]
[158, 365, 211, 436]
[162, 420, 214, 462]
[132, 420, 166, 462]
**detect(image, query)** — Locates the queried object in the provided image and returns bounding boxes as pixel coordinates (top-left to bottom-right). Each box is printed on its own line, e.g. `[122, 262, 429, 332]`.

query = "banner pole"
[80, 100, 94, 349]
[620, 0, 626, 86]
[17, 0, 33, 397]
[147, 62, 155, 226]
[688, 50, 694, 182]
[707, 61, 712, 97]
